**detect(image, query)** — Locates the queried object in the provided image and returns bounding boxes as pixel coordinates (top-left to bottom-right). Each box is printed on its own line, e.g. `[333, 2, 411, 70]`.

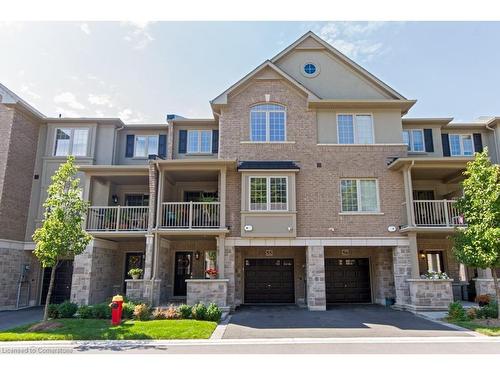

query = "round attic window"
[302, 62, 319, 77]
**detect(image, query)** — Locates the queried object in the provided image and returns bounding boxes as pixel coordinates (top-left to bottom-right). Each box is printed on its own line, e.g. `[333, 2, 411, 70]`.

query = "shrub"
[77, 305, 93, 319]
[57, 301, 78, 318]
[447, 301, 469, 321]
[165, 305, 180, 320]
[206, 303, 222, 322]
[191, 303, 207, 320]
[178, 304, 192, 319]
[47, 304, 59, 319]
[152, 307, 167, 320]
[475, 294, 491, 307]
[122, 301, 137, 319]
[92, 303, 111, 319]
[476, 301, 498, 319]
[133, 303, 151, 321]
[467, 308, 477, 320]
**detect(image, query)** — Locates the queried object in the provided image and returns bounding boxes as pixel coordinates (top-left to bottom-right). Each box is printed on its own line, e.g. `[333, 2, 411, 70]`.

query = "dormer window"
[250, 104, 286, 142]
[54, 128, 89, 156]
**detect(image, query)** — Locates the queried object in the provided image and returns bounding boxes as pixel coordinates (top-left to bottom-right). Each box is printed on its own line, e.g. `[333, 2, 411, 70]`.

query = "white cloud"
[316, 22, 389, 61]
[121, 21, 154, 50]
[118, 108, 146, 123]
[19, 84, 41, 100]
[80, 23, 91, 35]
[88, 94, 113, 108]
[54, 92, 85, 110]
[55, 106, 80, 118]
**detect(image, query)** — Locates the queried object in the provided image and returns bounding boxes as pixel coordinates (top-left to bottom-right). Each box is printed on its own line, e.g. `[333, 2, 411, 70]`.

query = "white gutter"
[485, 121, 499, 161]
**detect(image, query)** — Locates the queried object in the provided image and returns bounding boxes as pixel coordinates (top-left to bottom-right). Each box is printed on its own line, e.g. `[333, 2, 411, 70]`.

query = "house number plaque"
[265, 249, 273, 257]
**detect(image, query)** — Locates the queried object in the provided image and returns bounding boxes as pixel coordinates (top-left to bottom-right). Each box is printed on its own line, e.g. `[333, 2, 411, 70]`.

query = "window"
[449, 134, 474, 156]
[187, 130, 212, 153]
[304, 63, 316, 75]
[125, 194, 149, 207]
[54, 128, 89, 156]
[250, 104, 286, 142]
[134, 135, 158, 157]
[402, 129, 425, 152]
[337, 114, 374, 144]
[425, 251, 444, 273]
[340, 179, 379, 213]
[249, 176, 288, 211]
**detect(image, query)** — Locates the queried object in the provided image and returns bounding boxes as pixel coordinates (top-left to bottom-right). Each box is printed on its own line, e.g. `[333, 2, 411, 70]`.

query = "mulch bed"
[27, 321, 64, 332]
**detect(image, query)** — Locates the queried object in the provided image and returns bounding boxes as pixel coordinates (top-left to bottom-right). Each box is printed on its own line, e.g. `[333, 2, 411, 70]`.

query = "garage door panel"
[325, 258, 371, 303]
[244, 258, 295, 304]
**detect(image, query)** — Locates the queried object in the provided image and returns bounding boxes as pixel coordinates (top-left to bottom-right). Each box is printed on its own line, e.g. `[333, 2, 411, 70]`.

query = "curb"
[209, 314, 232, 340]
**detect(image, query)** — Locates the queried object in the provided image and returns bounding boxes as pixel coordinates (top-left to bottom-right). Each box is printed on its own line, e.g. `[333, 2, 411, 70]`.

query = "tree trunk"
[43, 260, 59, 321]
[492, 268, 500, 319]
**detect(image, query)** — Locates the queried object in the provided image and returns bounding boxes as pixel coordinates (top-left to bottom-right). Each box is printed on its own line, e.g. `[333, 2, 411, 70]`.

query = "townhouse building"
[1, 31, 499, 312]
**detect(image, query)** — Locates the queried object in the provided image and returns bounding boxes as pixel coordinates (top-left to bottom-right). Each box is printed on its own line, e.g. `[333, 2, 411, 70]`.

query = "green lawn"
[0, 319, 217, 341]
[448, 321, 500, 336]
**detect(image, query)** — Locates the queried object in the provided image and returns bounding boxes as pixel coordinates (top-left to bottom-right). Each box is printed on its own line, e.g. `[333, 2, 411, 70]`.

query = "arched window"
[250, 103, 286, 142]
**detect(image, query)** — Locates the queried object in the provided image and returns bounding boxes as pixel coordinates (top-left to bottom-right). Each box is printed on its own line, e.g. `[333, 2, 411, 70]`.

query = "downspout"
[150, 159, 161, 305]
[407, 160, 415, 227]
[112, 124, 125, 165]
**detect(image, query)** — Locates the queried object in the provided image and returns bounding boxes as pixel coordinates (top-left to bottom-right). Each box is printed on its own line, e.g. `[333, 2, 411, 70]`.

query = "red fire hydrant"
[110, 295, 124, 326]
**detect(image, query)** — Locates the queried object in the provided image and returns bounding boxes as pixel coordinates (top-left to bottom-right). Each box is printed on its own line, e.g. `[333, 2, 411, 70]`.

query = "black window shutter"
[212, 130, 219, 154]
[424, 129, 434, 152]
[442, 134, 450, 157]
[158, 134, 167, 158]
[125, 134, 135, 157]
[178, 130, 187, 154]
[473, 133, 483, 153]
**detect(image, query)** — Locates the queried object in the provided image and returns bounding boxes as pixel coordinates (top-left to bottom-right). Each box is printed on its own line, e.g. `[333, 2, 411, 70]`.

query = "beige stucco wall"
[401, 123, 443, 157]
[317, 109, 403, 144]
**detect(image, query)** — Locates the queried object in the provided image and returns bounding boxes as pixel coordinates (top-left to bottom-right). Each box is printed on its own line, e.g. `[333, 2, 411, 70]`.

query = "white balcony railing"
[86, 206, 149, 231]
[160, 202, 220, 228]
[412, 200, 465, 227]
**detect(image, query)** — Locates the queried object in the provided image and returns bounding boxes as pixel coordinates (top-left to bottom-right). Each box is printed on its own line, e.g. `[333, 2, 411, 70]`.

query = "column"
[306, 245, 326, 311]
[219, 167, 226, 228]
[143, 234, 154, 280]
[224, 244, 235, 309]
[71, 241, 94, 305]
[147, 161, 157, 230]
[392, 245, 413, 307]
[217, 235, 225, 278]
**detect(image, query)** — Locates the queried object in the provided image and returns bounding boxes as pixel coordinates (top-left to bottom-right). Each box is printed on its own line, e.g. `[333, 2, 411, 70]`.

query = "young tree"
[33, 156, 92, 320]
[452, 148, 500, 316]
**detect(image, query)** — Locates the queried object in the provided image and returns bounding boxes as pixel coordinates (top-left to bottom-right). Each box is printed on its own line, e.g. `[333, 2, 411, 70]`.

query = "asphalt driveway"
[0, 307, 43, 331]
[222, 304, 472, 339]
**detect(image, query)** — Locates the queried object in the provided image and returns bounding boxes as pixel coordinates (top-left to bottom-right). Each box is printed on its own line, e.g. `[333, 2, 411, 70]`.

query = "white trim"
[336, 113, 375, 145]
[317, 143, 406, 147]
[134, 134, 159, 158]
[249, 103, 287, 142]
[240, 141, 296, 144]
[339, 178, 380, 213]
[53, 127, 90, 157]
[248, 175, 289, 212]
[403, 129, 426, 152]
[301, 61, 320, 78]
[186, 129, 213, 154]
[224, 236, 409, 247]
[448, 133, 475, 156]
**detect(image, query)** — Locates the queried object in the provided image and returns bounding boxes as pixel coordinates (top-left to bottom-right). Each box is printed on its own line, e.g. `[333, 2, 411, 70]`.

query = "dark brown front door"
[41, 260, 74, 305]
[244, 258, 295, 303]
[174, 252, 193, 296]
[124, 252, 144, 291]
[325, 258, 371, 303]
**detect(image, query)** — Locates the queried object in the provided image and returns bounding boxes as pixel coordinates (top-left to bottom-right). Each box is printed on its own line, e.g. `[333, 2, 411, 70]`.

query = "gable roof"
[0, 82, 45, 119]
[210, 60, 320, 109]
[271, 31, 407, 100]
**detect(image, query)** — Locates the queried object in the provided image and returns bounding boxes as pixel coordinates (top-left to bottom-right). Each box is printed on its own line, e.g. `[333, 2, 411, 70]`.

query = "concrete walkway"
[0, 307, 43, 331]
[223, 305, 473, 339]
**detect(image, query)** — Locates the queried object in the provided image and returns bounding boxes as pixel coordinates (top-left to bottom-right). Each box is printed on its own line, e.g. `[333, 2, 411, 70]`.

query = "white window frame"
[187, 129, 212, 154]
[53, 127, 89, 156]
[336, 113, 375, 144]
[340, 178, 380, 213]
[248, 176, 289, 212]
[134, 135, 159, 158]
[402, 129, 425, 152]
[448, 133, 475, 156]
[249, 104, 287, 142]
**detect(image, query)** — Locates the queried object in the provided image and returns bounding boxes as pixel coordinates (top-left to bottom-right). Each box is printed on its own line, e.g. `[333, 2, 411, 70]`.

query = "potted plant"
[128, 268, 143, 280]
[206, 268, 218, 279]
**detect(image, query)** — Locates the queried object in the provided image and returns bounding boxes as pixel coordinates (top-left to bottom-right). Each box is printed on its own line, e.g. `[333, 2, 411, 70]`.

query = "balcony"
[402, 200, 466, 229]
[86, 206, 149, 231]
[160, 202, 220, 229]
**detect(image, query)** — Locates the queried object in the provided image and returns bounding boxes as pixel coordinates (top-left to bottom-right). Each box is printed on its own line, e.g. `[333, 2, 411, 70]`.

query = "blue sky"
[0, 21, 498, 122]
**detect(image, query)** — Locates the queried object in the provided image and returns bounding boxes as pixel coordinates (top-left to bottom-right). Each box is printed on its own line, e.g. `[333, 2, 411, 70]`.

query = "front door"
[174, 252, 193, 296]
[41, 260, 74, 304]
[124, 252, 144, 291]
